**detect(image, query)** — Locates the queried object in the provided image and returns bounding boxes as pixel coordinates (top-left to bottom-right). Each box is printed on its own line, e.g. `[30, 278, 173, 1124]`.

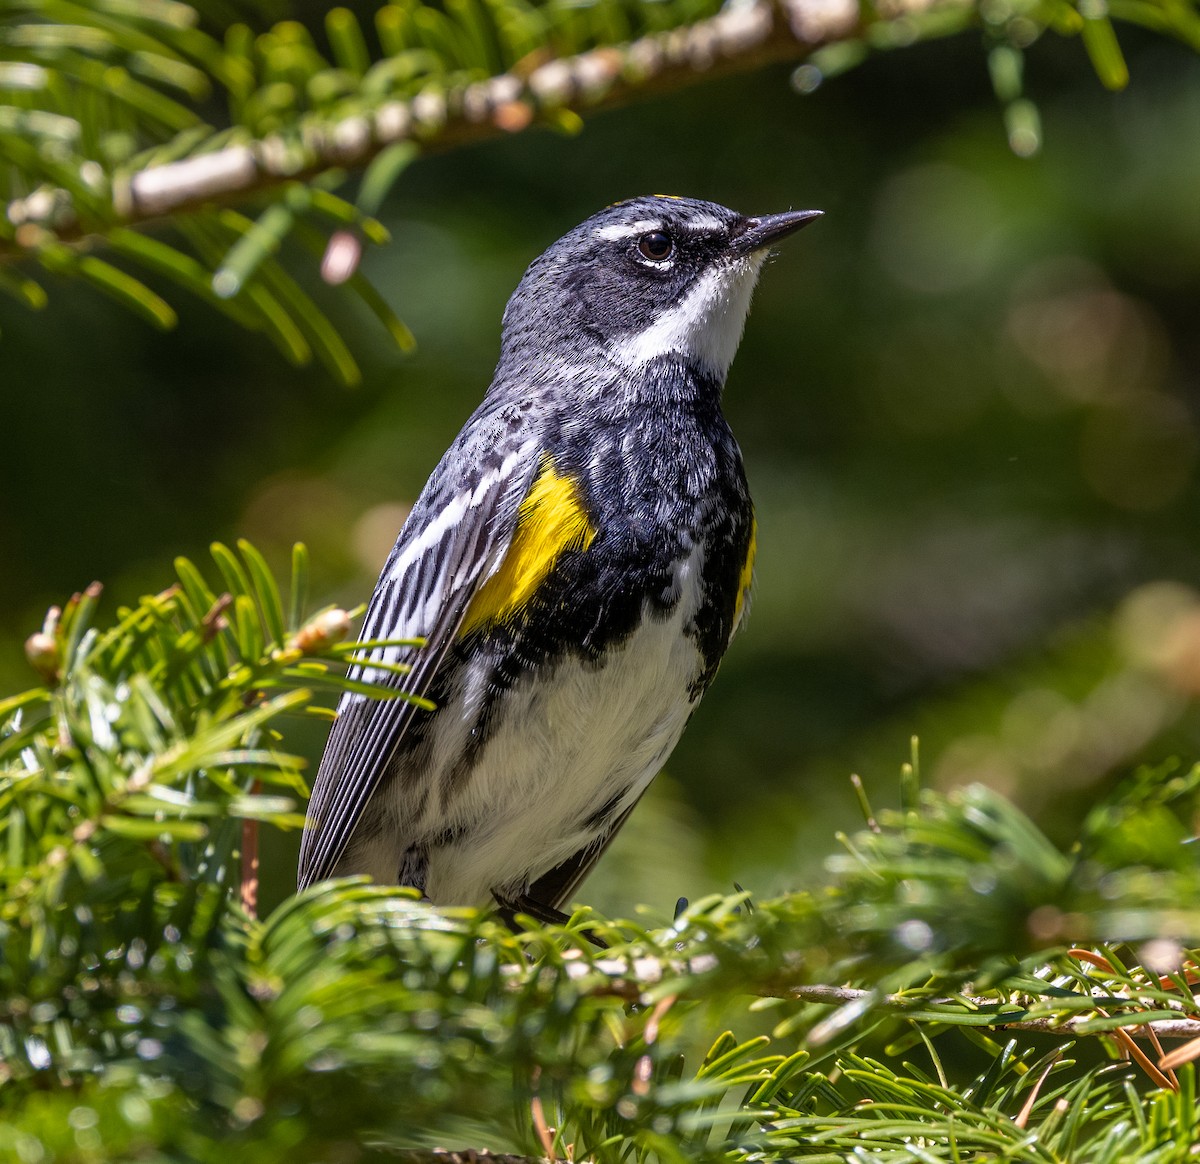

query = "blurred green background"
[3, 25, 1200, 918]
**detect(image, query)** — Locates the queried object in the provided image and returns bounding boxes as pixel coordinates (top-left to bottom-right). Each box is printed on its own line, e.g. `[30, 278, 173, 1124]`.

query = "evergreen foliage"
[4, 1, 1200, 1159]
[1, 544, 1199, 1159]
[3, 0, 1200, 381]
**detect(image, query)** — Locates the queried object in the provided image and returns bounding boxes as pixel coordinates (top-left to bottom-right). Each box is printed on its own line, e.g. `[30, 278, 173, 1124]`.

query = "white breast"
[368, 552, 708, 906]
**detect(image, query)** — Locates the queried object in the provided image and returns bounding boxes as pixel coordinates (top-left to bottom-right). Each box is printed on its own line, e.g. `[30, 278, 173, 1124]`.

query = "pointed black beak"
[731, 209, 823, 256]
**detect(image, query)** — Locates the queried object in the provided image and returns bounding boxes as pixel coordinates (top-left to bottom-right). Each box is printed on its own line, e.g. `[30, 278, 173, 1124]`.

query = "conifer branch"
[544, 951, 1200, 1041]
[395, 1153, 554, 1163]
[780, 982, 1200, 1039]
[0, 0, 944, 249]
[5, 538, 1200, 1156]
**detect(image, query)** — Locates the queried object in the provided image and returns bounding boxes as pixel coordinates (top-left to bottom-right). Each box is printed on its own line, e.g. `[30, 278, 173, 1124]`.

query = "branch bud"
[25, 631, 60, 684]
[290, 608, 353, 655]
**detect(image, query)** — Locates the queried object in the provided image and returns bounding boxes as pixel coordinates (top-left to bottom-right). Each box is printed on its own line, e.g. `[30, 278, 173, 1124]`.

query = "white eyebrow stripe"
[682, 214, 724, 233]
[594, 219, 663, 241]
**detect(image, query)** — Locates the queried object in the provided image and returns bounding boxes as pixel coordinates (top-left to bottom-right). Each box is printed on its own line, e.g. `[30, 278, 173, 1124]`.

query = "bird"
[297, 195, 821, 924]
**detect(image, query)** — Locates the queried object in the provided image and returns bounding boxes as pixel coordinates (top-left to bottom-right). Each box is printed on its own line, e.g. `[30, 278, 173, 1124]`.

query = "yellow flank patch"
[460, 459, 596, 636]
[734, 517, 757, 627]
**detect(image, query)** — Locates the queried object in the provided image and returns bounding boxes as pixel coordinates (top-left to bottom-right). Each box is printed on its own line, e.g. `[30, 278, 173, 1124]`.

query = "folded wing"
[297, 413, 540, 890]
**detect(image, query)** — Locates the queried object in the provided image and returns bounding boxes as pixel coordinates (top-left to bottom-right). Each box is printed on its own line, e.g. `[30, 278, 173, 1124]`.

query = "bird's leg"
[493, 892, 608, 949]
[397, 845, 430, 896]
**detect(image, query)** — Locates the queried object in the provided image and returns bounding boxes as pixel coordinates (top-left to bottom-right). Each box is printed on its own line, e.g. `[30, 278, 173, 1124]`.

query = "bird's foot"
[494, 892, 608, 949]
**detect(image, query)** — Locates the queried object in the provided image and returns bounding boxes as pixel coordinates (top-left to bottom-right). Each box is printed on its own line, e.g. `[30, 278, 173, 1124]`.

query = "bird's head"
[498, 195, 821, 385]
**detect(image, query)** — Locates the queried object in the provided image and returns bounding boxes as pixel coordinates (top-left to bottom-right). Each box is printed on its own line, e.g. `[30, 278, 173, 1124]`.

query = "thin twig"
[240, 779, 261, 919]
[1063, 949, 1179, 1088]
[778, 982, 1200, 1042]
[393, 1153, 562, 1163]
[633, 992, 677, 1096]
[1014, 1050, 1062, 1129]
[550, 959, 1200, 1042]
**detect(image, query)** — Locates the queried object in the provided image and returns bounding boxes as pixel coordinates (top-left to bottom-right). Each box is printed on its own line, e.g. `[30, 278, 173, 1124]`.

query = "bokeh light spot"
[872, 163, 1005, 294]
[352, 501, 413, 574]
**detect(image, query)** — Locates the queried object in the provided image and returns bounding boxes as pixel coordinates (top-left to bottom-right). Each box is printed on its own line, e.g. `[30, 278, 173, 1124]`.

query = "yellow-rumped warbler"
[298, 195, 820, 921]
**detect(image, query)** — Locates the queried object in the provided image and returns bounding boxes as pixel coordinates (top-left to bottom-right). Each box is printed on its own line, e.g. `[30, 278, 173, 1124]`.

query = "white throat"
[610, 253, 768, 379]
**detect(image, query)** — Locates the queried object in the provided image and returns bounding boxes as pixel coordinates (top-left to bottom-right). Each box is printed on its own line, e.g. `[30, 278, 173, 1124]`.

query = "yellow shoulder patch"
[460, 458, 596, 636]
[733, 517, 757, 627]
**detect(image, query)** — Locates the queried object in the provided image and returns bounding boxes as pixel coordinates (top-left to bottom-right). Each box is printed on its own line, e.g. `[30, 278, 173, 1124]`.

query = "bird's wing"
[297, 411, 541, 890]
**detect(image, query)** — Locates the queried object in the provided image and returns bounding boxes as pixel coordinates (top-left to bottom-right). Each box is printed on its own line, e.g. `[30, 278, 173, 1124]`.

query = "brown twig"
[1159, 1034, 1200, 1071]
[1065, 949, 1180, 1089]
[200, 594, 234, 643]
[546, 954, 1200, 1043]
[777, 982, 1200, 1045]
[393, 1154, 563, 1163]
[1014, 1050, 1062, 1129]
[240, 779, 261, 919]
[632, 992, 678, 1096]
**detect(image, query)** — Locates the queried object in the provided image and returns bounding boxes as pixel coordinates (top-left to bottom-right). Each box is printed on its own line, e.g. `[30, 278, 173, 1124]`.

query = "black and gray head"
[496, 195, 821, 384]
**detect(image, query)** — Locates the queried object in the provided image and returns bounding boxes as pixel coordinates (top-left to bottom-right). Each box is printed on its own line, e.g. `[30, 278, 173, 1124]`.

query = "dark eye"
[637, 231, 673, 261]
